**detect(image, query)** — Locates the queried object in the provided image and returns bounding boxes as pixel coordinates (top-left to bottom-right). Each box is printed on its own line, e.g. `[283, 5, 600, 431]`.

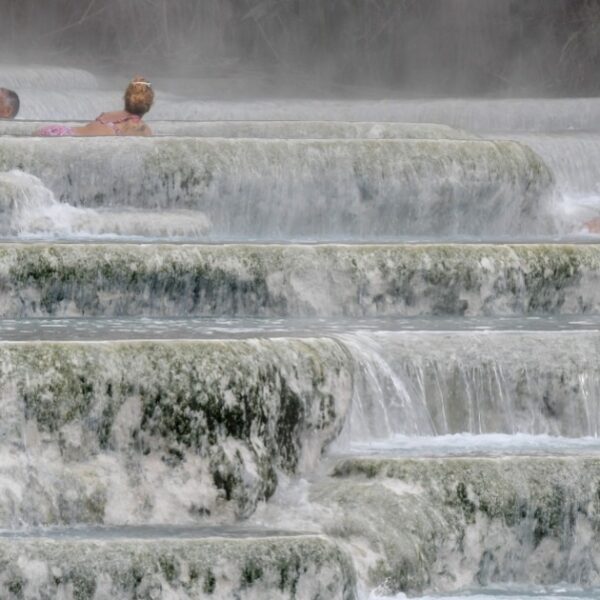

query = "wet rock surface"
[1, 243, 600, 318]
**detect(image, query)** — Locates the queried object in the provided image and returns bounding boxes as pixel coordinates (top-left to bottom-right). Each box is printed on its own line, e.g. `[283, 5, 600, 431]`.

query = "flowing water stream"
[1, 65, 600, 599]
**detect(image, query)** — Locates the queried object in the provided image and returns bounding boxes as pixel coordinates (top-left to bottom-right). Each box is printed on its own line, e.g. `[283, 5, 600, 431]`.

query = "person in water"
[36, 77, 154, 137]
[584, 218, 600, 233]
[0, 88, 20, 119]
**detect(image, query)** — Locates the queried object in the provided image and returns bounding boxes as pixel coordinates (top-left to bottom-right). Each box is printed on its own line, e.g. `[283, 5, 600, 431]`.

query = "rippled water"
[0, 525, 306, 540]
[390, 586, 600, 600]
[342, 433, 600, 458]
[2, 315, 600, 341]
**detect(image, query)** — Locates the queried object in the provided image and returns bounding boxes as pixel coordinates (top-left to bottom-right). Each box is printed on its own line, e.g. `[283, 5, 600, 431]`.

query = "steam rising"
[2, 0, 600, 95]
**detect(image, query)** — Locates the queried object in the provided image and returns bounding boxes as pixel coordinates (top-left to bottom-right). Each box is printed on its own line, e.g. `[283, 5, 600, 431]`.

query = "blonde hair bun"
[124, 76, 154, 116]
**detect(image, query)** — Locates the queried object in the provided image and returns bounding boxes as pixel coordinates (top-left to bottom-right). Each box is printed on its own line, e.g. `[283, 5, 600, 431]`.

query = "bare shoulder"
[75, 122, 115, 136]
[95, 110, 128, 124]
[119, 120, 152, 136]
[139, 122, 153, 136]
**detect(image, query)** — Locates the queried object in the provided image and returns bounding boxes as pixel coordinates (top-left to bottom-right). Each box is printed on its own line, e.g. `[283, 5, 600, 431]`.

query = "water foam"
[0, 170, 89, 237]
[0, 170, 211, 240]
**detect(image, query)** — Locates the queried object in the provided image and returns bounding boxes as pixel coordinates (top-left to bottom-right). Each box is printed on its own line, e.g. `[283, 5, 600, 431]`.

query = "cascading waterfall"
[334, 331, 600, 442]
[333, 332, 437, 442]
[6, 119, 600, 242]
[0, 169, 89, 237]
[504, 133, 600, 231]
[0, 137, 556, 240]
[0, 170, 211, 240]
[2, 63, 600, 600]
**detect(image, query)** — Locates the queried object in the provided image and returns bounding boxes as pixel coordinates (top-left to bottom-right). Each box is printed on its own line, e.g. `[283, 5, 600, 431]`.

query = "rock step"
[0, 137, 552, 239]
[314, 455, 600, 595]
[4, 332, 600, 529]
[14, 96, 600, 131]
[0, 338, 350, 526]
[0, 243, 599, 318]
[0, 530, 355, 600]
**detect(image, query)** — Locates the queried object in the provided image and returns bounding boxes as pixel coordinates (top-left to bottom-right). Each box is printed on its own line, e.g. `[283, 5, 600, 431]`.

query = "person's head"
[124, 77, 154, 117]
[0, 88, 20, 119]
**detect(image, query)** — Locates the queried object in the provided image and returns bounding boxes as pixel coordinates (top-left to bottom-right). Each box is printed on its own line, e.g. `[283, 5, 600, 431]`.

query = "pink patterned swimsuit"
[36, 124, 75, 137]
[95, 112, 141, 134]
[36, 112, 141, 137]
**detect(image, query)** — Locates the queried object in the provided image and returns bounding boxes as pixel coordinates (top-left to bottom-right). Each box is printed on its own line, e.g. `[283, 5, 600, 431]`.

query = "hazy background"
[1, 0, 600, 97]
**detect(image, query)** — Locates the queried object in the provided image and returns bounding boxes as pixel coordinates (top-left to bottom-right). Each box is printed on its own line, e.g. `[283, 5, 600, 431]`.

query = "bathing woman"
[36, 77, 154, 137]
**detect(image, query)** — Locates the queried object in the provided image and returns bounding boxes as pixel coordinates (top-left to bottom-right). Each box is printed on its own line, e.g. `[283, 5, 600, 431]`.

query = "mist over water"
[2, 0, 600, 96]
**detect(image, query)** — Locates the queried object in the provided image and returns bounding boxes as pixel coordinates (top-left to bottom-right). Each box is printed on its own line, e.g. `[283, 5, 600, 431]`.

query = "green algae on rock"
[2, 244, 600, 318]
[0, 339, 352, 525]
[0, 535, 356, 600]
[319, 456, 600, 595]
